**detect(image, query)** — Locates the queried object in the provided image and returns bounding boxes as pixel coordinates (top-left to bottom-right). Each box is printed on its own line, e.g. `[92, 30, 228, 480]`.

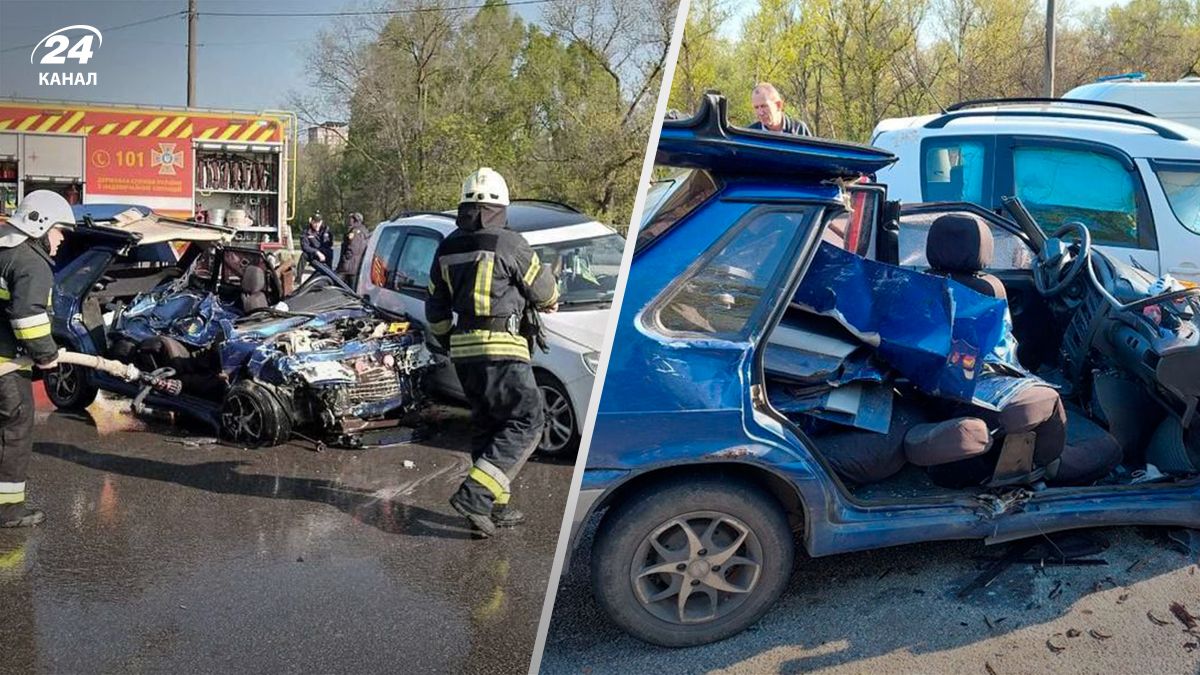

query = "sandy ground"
[543, 521, 1200, 675]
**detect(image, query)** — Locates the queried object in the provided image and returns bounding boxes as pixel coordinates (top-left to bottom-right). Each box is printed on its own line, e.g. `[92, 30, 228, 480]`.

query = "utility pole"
[187, 0, 196, 106]
[1043, 0, 1056, 97]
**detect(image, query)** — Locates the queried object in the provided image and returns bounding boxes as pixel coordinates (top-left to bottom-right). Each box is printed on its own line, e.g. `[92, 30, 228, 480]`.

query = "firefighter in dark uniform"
[427, 168, 559, 537]
[0, 190, 71, 528]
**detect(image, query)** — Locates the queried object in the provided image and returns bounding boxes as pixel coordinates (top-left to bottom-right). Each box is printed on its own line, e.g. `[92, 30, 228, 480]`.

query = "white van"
[1065, 77, 1200, 129]
[871, 99, 1200, 284]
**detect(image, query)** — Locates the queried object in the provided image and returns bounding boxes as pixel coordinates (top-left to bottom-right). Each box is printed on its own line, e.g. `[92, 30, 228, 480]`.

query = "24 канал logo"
[31, 25, 102, 87]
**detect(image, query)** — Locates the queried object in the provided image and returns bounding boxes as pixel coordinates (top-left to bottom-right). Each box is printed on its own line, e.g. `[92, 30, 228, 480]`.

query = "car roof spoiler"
[658, 92, 897, 178]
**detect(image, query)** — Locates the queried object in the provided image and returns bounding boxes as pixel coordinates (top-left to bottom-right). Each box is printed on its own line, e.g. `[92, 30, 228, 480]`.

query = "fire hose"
[195, 155, 277, 192]
[0, 351, 182, 413]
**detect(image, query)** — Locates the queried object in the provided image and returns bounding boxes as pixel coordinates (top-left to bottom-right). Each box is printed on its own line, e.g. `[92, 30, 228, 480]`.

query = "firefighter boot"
[0, 504, 45, 528]
[491, 504, 525, 528]
[449, 492, 496, 538]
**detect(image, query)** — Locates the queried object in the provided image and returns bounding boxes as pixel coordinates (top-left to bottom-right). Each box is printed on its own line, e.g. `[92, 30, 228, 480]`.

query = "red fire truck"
[0, 99, 296, 245]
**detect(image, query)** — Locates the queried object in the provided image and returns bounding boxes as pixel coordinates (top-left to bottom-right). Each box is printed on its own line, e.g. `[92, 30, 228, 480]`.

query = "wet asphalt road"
[543, 519, 1200, 674]
[0, 389, 572, 674]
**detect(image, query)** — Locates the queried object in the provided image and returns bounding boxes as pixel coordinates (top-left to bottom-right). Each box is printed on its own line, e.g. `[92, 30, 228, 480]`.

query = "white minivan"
[871, 98, 1200, 284]
[1065, 76, 1200, 129]
[358, 200, 622, 457]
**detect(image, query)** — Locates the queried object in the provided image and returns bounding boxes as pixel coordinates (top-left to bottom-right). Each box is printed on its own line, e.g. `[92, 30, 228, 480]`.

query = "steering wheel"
[1033, 221, 1092, 297]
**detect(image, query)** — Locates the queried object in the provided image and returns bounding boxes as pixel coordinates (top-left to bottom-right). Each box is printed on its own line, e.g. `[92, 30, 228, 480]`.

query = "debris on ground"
[1048, 581, 1064, 600]
[1047, 636, 1067, 653]
[403, 460, 416, 469]
[984, 661, 998, 675]
[166, 436, 218, 447]
[1066, 628, 1082, 638]
[1088, 629, 1112, 641]
[1117, 593, 1130, 604]
[1169, 602, 1199, 632]
[1149, 611, 1173, 626]
[1126, 558, 1146, 573]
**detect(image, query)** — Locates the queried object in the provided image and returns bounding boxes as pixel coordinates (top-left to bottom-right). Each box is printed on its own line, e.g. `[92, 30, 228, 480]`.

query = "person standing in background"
[748, 82, 812, 136]
[297, 212, 334, 282]
[336, 212, 369, 289]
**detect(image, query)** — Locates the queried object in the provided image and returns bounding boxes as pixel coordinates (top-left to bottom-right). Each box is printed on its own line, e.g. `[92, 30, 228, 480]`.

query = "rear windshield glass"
[1154, 160, 1200, 236]
[636, 169, 718, 253]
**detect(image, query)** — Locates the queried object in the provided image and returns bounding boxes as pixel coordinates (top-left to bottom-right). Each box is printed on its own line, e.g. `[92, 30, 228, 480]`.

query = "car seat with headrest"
[926, 213, 1006, 300]
[241, 265, 269, 312]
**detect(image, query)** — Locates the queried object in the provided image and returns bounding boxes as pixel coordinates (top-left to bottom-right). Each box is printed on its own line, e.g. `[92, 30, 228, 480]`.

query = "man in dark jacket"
[335, 212, 369, 288]
[0, 190, 71, 528]
[748, 82, 812, 136]
[297, 212, 334, 282]
[426, 168, 559, 537]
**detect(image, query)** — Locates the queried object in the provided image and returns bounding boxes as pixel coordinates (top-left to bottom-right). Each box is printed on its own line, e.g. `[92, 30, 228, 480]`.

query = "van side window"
[921, 139, 988, 203]
[655, 207, 813, 339]
[368, 227, 404, 287]
[1013, 146, 1138, 247]
[390, 233, 440, 292]
[1153, 160, 1200, 236]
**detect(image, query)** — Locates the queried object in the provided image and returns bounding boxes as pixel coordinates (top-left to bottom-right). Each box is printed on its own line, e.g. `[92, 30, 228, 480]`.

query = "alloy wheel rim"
[538, 384, 574, 452]
[223, 391, 265, 443]
[50, 364, 79, 401]
[630, 511, 764, 625]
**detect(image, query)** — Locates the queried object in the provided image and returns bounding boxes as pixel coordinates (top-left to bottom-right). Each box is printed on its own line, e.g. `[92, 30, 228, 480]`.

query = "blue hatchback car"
[573, 94, 1200, 646]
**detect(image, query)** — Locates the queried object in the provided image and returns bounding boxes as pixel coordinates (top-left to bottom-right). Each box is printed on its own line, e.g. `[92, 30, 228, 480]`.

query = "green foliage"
[296, 0, 675, 234]
[670, 0, 1200, 143]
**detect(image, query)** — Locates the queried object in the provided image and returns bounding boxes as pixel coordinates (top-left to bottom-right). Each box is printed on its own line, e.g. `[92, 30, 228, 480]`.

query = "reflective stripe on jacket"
[0, 241, 57, 367]
[426, 221, 558, 363]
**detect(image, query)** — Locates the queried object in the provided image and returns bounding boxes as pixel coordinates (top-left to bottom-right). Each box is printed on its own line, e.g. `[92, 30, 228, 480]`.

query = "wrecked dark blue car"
[46, 208, 435, 447]
[575, 94, 1200, 647]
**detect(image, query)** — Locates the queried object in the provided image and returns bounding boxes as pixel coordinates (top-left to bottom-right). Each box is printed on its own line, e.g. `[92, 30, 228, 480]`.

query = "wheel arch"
[593, 461, 809, 544]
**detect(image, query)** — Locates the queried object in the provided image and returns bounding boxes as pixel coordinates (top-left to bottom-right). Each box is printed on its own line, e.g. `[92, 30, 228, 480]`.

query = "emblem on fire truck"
[150, 142, 184, 176]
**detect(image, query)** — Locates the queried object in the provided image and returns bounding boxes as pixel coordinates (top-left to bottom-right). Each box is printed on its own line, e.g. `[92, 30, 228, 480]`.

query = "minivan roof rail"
[926, 109, 1187, 141]
[945, 97, 1156, 117]
[510, 198, 582, 213]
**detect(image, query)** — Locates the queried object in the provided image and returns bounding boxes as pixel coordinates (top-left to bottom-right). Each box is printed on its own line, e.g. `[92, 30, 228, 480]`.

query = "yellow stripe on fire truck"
[137, 117, 166, 137]
[35, 115, 62, 132]
[57, 111, 85, 133]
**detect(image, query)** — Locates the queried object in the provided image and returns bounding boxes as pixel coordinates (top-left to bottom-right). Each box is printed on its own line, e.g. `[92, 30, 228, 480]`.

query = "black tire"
[535, 370, 579, 458]
[220, 381, 292, 448]
[591, 475, 795, 647]
[43, 363, 99, 411]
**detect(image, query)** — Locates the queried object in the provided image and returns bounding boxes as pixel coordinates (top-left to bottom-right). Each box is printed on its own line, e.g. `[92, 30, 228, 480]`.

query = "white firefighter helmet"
[0, 190, 74, 248]
[460, 167, 510, 206]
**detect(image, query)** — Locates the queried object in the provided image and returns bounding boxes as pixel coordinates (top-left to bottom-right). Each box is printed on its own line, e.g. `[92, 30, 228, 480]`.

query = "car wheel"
[220, 381, 292, 448]
[535, 371, 579, 458]
[43, 363, 99, 411]
[591, 476, 795, 647]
